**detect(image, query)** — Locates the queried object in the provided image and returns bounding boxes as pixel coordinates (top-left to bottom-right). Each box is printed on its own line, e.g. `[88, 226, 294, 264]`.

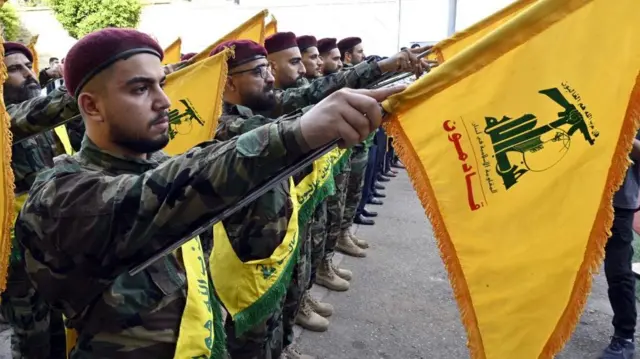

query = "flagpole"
[447, 0, 457, 36]
[396, 0, 402, 50]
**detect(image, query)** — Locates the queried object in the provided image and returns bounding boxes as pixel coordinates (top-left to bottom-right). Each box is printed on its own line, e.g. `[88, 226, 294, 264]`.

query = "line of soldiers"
[0, 27, 430, 359]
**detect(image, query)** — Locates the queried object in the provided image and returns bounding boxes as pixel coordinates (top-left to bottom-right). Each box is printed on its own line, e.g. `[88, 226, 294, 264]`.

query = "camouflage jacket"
[270, 60, 382, 118]
[15, 118, 311, 359]
[7, 86, 80, 195]
[216, 102, 293, 261]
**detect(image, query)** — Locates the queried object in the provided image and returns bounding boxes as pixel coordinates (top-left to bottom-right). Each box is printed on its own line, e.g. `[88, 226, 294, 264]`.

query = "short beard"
[4, 80, 42, 105]
[110, 113, 170, 155]
[240, 85, 277, 112]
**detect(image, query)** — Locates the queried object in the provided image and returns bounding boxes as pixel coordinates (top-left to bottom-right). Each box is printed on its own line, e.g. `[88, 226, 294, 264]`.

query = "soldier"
[317, 38, 342, 75]
[297, 36, 323, 81]
[212, 38, 318, 359]
[1, 41, 80, 359]
[13, 28, 398, 359]
[338, 37, 366, 69]
[336, 37, 388, 257]
[265, 31, 306, 90]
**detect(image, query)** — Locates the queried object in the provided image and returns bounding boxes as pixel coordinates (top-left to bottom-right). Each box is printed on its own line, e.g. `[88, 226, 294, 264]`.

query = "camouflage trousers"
[224, 296, 286, 359]
[340, 147, 369, 231]
[323, 159, 351, 260]
[307, 201, 328, 289]
[282, 220, 313, 346]
[225, 219, 313, 358]
[1, 250, 66, 359]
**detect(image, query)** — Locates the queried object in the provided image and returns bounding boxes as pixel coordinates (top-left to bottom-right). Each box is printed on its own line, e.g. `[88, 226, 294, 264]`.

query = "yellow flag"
[192, 9, 267, 63]
[27, 34, 39, 75]
[162, 49, 232, 155]
[265, 16, 278, 38]
[430, 0, 537, 63]
[162, 37, 182, 65]
[0, 39, 15, 291]
[382, 0, 640, 358]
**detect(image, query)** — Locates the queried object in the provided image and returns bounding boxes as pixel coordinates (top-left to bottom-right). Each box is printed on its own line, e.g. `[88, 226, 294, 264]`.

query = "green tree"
[0, 3, 20, 41]
[49, 0, 142, 39]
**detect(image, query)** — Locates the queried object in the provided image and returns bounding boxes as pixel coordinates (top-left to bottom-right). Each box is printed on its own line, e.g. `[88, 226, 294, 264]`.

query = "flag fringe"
[383, 72, 640, 359]
[382, 117, 486, 359]
[539, 72, 640, 358]
[231, 149, 349, 335]
[230, 237, 298, 337]
[0, 39, 15, 292]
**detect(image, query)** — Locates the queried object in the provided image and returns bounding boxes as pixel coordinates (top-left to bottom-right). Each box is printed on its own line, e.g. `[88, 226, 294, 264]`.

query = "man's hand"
[163, 60, 189, 75]
[300, 85, 406, 149]
[378, 45, 434, 78]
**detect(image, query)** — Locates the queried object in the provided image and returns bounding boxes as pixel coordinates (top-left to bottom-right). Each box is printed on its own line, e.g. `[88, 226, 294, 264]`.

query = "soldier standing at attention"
[297, 36, 324, 82]
[1, 41, 80, 359]
[14, 28, 398, 359]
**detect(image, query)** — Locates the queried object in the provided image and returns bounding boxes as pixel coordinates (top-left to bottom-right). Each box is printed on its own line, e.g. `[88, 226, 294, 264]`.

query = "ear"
[77, 92, 103, 123]
[268, 59, 277, 74]
[345, 52, 352, 63]
[225, 76, 236, 93]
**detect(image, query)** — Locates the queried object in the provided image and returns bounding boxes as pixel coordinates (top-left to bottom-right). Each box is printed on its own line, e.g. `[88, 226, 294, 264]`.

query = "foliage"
[0, 3, 20, 41]
[49, 0, 142, 39]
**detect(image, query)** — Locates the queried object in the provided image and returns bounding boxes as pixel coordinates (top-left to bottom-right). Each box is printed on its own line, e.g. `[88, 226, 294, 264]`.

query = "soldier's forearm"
[18, 118, 310, 279]
[8, 87, 80, 142]
[276, 61, 382, 116]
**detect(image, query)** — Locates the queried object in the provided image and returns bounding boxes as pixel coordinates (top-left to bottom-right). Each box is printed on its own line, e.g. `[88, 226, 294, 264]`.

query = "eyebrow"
[125, 75, 165, 86]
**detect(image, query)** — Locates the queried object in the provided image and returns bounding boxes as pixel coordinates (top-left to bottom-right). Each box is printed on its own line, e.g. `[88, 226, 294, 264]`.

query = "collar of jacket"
[222, 101, 256, 118]
[77, 135, 169, 175]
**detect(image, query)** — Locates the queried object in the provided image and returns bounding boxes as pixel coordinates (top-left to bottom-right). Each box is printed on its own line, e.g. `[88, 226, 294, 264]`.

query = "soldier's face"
[302, 47, 323, 79]
[347, 43, 365, 65]
[3, 53, 40, 105]
[269, 47, 305, 90]
[321, 49, 343, 75]
[227, 58, 277, 112]
[79, 54, 171, 156]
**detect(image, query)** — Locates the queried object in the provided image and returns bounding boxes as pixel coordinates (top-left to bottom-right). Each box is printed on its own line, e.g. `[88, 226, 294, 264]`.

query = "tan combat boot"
[336, 230, 367, 257]
[304, 290, 333, 317]
[282, 346, 315, 359]
[331, 261, 353, 281]
[349, 231, 369, 249]
[295, 296, 329, 332]
[315, 258, 350, 291]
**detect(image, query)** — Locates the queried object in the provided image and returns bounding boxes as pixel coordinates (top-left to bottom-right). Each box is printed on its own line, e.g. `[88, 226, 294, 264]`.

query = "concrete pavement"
[294, 170, 627, 359]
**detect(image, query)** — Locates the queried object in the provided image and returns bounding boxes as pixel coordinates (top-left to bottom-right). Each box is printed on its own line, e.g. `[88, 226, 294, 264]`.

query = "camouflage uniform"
[216, 103, 295, 359]
[323, 160, 351, 260]
[340, 145, 369, 231]
[1, 86, 79, 359]
[14, 118, 312, 359]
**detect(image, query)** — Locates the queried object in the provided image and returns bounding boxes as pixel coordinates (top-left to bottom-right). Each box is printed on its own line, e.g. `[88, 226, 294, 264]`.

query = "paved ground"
[294, 169, 627, 359]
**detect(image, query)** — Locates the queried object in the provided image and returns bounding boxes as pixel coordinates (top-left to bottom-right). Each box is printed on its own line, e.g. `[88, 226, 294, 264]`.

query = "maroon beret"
[264, 32, 298, 54]
[181, 52, 196, 61]
[210, 39, 267, 69]
[317, 38, 337, 55]
[3, 42, 33, 63]
[337, 37, 362, 54]
[296, 35, 317, 52]
[63, 28, 163, 98]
